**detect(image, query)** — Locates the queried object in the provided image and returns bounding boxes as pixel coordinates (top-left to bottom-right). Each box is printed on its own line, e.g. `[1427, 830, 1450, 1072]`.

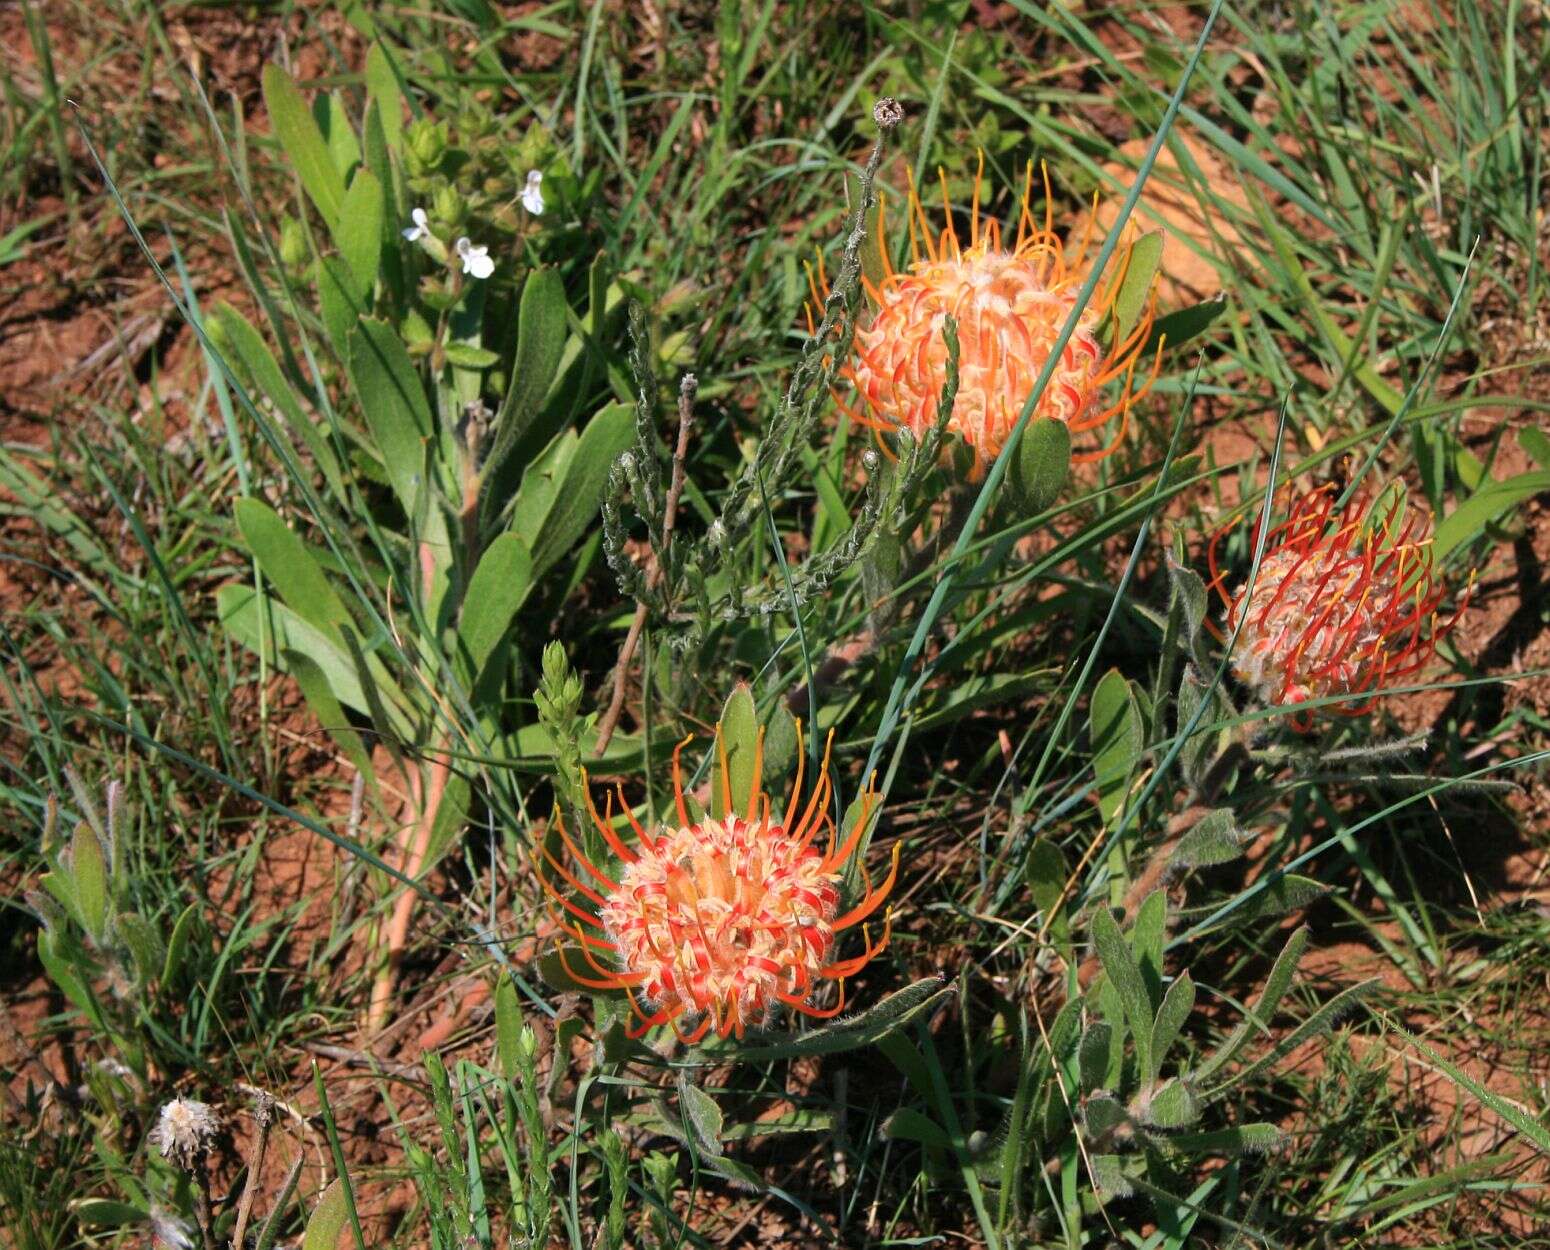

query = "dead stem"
[595, 373, 698, 756]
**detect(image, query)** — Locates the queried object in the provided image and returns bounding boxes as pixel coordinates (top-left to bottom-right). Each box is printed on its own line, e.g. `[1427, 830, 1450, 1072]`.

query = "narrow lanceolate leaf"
[1008, 418, 1071, 514]
[300, 1179, 349, 1250]
[1170, 808, 1245, 871]
[1224, 873, 1330, 927]
[1193, 926, 1309, 1084]
[1144, 295, 1227, 355]
[733, 977, 954, 1060]
[1148, 971, 1195, 1083]
[1213, 978, 1382, 1096]
[1386, 1017, 1550, 1155]
[524, 403, 634, 579]
[233, 498, 354, 641]
[211, 303, 345, 498]
[335, 168, 384, 300]
[1092, 905, 1154, 1079]
[1433, 469, 1550, 558]
[711, 683, 760, 822]
[458, 532, 533, 683]
[363, 42, 404, 153]
[1091, 669, 1143, 828]
[1112, 230, 1164, 344]
[70, 824, 110, 941]
[262, 64, 345, 227]
[348, 318, 436, 530]
[676, 1074, 726, 1158]
[1166, 1122, 1284, 1156]
[494, 975, 521, 1081]
[481, 266, 571, 520]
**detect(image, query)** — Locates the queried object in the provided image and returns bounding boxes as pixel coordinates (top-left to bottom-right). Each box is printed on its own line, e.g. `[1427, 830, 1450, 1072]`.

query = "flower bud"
[278, 217, 308, 269]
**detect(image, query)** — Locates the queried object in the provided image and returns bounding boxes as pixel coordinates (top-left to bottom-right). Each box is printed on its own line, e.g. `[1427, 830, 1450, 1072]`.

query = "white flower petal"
[456, 238, 494, 279]
[521, 170, 545, 216]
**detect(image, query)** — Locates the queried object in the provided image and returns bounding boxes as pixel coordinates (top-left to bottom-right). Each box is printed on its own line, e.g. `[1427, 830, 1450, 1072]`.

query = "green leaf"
[1164, 551, 1209, 648]
[317, 91, 361, 179]
[537, 945, 621, 996]
[211, 303, 345, 498]
[1193, 927, 1308, 1084]
[262, 64, 345, 227]
[1222, 979, 1381, 1093]
[162, 902, 199, 988]
[234, 498, 354, 641]
[1078, 1021, 1112, 1092]
[1007, 418, 1071, 514]
[70, 824, 109, 941]
[1092, 905, 1154, 1079]
[1089, 1152, 1134, 1197]
[1084, 1092, 1127, 1140]
[74, 1200, 146, 1228]
[1091, 669, 1143, 827]
[443, 342, 501, 369]
[761, 700, 799, 784]
[335, 169, 383, 300]
[458, 533, 533, 683]
[881, 1107, 952, 1151]
[1171, 808, 1244, 871]
[301, 1179, 349, 1250]
[315, 255, 364, 362]
[1520, 426, 1550, 470]
[676, 1074, 725, 1157]
[1026, 838, 1070, 944]
[1131, 888, 1167, 1008]
[1112, 230, 1164, 344]
[1226, 874, 1330, 927]
[526, 403, 633, 580]
[1433, 470, 1550, 558]
[1148, 972, 1195, 1083]
[364, 43, 404, 153]
[495, 975, 521, 1081]
[481, 267, 571, 517]
[348, 318, 436, 530]
[217, 584, 412, 739]
[711, 684, 760, 821]
[734, 977, 954, 1060]
[1137, 1077, 1198, 1129]
[1167, 1123, 1284, 1156]
[1144, 295, 1227, 355]
[115, 911, 165, 988]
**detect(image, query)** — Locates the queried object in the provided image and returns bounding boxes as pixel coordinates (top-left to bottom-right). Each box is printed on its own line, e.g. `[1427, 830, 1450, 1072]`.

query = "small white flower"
[151, 1097, 220, 1168]
[456, 237, 494, 280]
[402, 206, 431, 243]
[521, 170, 545, 216]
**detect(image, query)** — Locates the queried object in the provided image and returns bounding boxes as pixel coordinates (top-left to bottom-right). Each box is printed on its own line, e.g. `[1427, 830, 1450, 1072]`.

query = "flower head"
[534, 726, 897, 1043]
[823, 155, 1163, 478]
[1208, 483, 1470, 727]
[150, 1096, 220, 1170]
[402, 206, 430, 243]
[521, 170, 545, 216]
[456, 237, 494, 279]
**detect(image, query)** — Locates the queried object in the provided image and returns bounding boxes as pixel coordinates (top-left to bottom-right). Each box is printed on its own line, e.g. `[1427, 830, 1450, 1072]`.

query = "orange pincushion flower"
[534, 727, 897, 1043]
[1207, 483, 1470, 726]
[823, 156, 1163, 477]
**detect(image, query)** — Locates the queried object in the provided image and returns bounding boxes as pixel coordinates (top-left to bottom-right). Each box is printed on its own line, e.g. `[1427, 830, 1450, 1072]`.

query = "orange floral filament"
[1206, 483, 1472, 728]
[814, 153, 1164, 478]
[532, 726, 896, 1042]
